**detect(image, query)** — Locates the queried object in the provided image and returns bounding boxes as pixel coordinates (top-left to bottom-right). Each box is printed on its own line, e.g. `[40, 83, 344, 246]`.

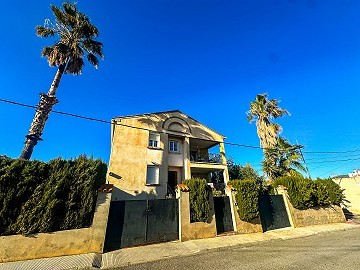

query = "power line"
[304, 153, 360, 161]
[306, 157, 360, 165]
[303, 149, 360, 154]
[2, 97, 360, 155]
[0, 98, 280, 150]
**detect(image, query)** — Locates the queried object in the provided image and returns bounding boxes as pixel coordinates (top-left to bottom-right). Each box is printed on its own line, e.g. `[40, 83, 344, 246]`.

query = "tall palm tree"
[247, 93, 289, 149]
[262, 137, 306, 179]
[247, 93, 289, 181]
[20, 2, 104, 159]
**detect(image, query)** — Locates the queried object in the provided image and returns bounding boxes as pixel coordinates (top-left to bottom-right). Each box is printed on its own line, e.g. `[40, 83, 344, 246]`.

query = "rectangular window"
[169, 140, 179, 152]
[149, 132, 160, 148]
[146, 166, 159, 185]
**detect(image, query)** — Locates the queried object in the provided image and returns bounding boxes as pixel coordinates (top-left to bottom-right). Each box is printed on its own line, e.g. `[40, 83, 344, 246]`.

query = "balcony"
[190, 153, 223, 164]
[189, 138, 226, 169]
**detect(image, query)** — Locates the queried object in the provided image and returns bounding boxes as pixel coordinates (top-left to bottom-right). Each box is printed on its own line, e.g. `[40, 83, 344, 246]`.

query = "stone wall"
[277, 188, 346, 228]
[178, 188, 217, 241]
[0, 190, 111, 263]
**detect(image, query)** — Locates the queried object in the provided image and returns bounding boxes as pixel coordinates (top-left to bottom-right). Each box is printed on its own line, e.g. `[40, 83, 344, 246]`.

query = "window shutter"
[146, 166, 159, 185]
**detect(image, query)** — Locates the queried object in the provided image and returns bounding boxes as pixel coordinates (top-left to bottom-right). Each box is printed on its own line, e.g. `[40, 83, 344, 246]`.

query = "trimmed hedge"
[272, 176, 345, 210]
[0, 155, 107, 236]
[184, 178, 210, 223]
[228, 179, 260, 221]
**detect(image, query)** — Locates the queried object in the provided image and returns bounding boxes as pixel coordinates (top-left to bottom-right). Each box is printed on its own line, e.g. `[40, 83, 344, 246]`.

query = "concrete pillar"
[183, 137, 191, 180]
[93, 185, 113, 253]
[219, 142, 227, 165]
[276, 187, 295, 228]
[225, 186, 238, 232]
[219, 142, 230, 184]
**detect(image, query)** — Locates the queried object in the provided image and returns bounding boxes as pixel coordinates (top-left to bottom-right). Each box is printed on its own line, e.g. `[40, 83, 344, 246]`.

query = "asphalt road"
[114, 227, 360, 270]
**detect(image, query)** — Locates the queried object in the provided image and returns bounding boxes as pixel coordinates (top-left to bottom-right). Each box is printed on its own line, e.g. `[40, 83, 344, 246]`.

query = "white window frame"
[146, 166, 160, 185]
[169, 140, 180, 152]
[148, 132, 160, 148]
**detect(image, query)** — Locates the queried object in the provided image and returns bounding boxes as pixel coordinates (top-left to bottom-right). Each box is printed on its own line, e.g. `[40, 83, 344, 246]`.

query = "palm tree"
[262, 137, 306, 179]
[247, 93, 289, 181]
[247, 93, 289, 149]
[20, 2, 104, 159]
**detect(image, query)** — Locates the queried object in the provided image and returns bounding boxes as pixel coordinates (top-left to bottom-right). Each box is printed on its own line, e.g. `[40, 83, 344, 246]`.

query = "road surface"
[114, 227, 360, 270]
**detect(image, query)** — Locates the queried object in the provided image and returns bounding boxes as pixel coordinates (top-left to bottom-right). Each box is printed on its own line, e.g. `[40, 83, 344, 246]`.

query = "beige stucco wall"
[178, 190, 217, 241]
[278, 188, 346, 228]
[0, 191, 111, 263]
[108, 121, 168, 200]
[107, 111, 226, 201]
[333, 176, 360, 215]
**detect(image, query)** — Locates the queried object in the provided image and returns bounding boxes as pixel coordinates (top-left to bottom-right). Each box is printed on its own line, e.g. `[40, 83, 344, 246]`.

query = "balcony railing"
[190, 153, 223, 164]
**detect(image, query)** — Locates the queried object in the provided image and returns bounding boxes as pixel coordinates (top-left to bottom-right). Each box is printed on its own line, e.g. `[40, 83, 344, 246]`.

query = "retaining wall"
[0, 189, 111, 263]
[277, 187, 346, 228]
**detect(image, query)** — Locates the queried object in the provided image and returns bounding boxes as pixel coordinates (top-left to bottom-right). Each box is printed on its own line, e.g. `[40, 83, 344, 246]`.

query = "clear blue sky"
[1, 0, 360, 178]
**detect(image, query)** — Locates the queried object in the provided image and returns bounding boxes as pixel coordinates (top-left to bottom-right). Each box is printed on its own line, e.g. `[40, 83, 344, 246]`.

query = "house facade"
[107, 110, 229, 201]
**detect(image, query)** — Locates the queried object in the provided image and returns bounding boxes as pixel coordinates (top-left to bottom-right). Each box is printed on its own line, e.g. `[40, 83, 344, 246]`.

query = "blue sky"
[1, 0, 360, 178]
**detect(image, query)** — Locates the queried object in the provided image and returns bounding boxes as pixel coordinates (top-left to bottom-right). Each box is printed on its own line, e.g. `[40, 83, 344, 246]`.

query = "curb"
[0, 223, 359, 270]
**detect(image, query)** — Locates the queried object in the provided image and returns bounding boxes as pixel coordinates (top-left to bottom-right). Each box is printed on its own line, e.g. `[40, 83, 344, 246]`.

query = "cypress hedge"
[184, 178, 210, 223]
[228, 179, 260, 221]
[272, 176, 345, 210]
[0, 155, 107, 236]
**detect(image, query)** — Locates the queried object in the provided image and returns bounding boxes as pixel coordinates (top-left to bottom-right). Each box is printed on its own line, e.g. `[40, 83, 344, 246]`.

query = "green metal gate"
[214, 196, 234, 234]
[258, 195, 291, 232]
[104, 199, 178, 252]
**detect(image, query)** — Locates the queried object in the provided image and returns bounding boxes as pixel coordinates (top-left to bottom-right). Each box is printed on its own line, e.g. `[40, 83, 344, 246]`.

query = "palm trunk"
[20, 64, 66, 159]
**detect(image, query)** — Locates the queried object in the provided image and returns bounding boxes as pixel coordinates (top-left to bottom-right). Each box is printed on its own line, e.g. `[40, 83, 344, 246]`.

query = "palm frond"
[87, 53, 99, 68]
[38, 2, 103, 72]
[50, 5, 69, 26]
[41, 43, 68, 66]
[62, 2, 77, 17]
[36, 26, 55, 37]
[65, 57, 84, 75]
[82, 39, 104, 58]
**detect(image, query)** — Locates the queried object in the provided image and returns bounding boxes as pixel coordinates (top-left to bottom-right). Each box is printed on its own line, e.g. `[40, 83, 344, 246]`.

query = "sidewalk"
[1, 222, 359, 270]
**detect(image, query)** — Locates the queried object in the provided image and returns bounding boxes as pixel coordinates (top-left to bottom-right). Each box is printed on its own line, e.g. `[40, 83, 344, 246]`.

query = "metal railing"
[190, 153, 223, 164]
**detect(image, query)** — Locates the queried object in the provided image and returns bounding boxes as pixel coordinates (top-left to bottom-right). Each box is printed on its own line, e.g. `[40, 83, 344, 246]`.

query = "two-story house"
[107, 110, 229, 201]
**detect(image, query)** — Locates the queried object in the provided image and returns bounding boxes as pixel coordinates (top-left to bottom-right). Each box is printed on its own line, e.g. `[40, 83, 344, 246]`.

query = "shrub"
[313, 179, 331, 206]
[228, 179, 259, 221]
[0, 155, 107, 236]
[272, 176, 345, 210]
[184, 178, 210, 223]
[273, 176, 317, 209]
[315, 178, 344, 206]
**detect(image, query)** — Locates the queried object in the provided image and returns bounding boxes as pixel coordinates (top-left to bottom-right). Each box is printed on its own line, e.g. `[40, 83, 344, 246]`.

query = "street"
[114, 227, 360, 270]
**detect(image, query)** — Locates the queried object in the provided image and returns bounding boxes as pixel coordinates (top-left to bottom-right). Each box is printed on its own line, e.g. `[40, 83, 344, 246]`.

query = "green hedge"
[228, 179, 259, 221]
[184, 178, 210, 223]
[272, 176, 345, 210]
[0, 155, 107, 236]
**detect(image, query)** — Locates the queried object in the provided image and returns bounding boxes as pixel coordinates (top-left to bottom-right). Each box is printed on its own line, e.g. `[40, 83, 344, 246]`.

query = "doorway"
[168, 171, 177, 196]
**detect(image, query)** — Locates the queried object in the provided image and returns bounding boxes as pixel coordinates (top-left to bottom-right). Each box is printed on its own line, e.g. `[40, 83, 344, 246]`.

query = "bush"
[315, 178, 344, 206]
[272, 176, 345, 210]
[184, 178, 210, 223]
[273, 176, 317, 210]
[313, 179, 331, 206]
[228, 179, 259, 221]
[0, 155, 107, 236]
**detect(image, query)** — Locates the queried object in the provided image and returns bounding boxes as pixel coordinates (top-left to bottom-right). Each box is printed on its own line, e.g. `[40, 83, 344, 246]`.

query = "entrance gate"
[104, 199, 179, 252]
[213, 196, 234, 234]
[258, 195, 291, 232]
